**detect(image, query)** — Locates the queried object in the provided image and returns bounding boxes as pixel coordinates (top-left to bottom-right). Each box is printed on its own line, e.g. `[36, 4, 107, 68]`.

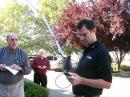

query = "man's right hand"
[38, 65, 47, 69]
[0, 64, 5, 71]
[38, 65, 41, 69]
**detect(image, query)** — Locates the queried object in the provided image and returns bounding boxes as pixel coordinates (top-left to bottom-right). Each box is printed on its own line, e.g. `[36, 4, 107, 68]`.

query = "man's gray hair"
[7, 33, 17, 40]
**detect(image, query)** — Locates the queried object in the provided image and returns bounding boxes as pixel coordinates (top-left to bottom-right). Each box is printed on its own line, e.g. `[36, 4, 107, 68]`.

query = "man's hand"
[66, 73, 83, 86]
[38, 65, 46, 69]
[67, 73, 112, 89]
[10, 64, 22, 71]
[41, 66, 47, 69]
[0, 64, 5, 71]
[38, 65, 41, 69]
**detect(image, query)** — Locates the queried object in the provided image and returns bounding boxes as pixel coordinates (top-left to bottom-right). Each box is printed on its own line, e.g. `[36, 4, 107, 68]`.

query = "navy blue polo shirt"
[73, 41, 112, 96]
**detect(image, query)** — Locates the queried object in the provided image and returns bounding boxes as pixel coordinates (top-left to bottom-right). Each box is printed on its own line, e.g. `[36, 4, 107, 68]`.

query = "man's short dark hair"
[77, 19, 95, 30]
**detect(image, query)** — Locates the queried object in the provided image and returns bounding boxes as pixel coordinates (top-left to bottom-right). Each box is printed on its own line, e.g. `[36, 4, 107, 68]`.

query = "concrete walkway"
[24, 71, 130, 97]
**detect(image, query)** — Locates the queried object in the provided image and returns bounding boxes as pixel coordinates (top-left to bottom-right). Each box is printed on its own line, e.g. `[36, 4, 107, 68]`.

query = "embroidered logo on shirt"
[86, 55, 92, 60]
[91, 45, 95, 48]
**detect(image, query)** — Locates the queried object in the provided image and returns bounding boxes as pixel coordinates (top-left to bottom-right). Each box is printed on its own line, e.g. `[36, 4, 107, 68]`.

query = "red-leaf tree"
[54, 0, 130, 70]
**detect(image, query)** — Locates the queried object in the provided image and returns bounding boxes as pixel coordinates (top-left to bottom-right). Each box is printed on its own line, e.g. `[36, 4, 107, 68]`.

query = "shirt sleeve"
[20, 50, 32, 75]
[0, 48, 2, 64]
[46, 59, 51, 70]
[96, 51, 112, 82]
[32, 57, 37, 67]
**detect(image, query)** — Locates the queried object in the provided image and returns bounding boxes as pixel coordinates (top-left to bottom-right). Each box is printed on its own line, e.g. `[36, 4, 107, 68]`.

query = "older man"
[0, 33, 31, 97]
[32, 49, 50, 88]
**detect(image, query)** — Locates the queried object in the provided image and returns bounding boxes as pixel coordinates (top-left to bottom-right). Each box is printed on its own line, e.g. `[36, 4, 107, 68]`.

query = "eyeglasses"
[10, 38, 18, 41]
[76, 33, 88, 37]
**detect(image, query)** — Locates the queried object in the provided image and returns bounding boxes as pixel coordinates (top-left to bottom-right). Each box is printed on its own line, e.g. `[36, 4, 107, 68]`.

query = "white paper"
[4, 66, 18, 75]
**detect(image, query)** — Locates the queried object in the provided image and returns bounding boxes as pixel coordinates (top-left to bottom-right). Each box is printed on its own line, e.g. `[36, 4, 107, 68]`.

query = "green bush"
[24, 82, 49, 97]
[50, 68, 63, 72]
[121, 65, 130, 71]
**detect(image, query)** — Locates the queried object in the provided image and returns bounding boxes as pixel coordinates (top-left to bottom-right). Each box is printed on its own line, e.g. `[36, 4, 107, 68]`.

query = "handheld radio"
[63, 56, 72, 76]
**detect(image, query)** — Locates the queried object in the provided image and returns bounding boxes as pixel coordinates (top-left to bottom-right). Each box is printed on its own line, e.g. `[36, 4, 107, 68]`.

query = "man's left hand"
[10, 64, 22, 71]
[66, 73, 83, 86]
[41, 66, 47, 69]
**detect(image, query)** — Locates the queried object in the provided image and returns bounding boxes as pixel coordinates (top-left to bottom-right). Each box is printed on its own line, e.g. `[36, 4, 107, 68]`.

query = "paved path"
[24, 71, 130, 97]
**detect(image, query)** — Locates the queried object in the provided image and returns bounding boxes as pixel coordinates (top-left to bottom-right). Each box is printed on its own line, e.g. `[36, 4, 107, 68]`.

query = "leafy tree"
[28, 0, 69, 55]
[0, 0, 69, 55]
[55, 0, 130, 69]
[0, 1, 35, 55]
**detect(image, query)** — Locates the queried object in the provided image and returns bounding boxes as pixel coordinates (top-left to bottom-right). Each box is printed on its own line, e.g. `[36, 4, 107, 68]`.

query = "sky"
[0, 0, 86, 8]
[0, 0, 87, 16]
[0, 0, 38, 8]
[0, 0, 12, 8]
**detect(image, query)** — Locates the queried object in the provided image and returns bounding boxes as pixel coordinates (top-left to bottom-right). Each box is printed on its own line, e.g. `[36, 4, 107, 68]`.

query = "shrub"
[24, 82, 49, 97]
[50, 68, 63, 72]
[112, 64, 118, 73]
[121, 65, 130, 71]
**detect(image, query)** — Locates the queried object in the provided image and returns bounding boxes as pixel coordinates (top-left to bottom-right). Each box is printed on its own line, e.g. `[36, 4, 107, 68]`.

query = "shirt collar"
[6, 46, 17, 54]
[84, 41, 99, 50]
[38, 56, 46, 60]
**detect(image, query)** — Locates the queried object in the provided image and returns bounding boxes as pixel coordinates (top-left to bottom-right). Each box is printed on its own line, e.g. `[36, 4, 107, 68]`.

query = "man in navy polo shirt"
[66, 19, 112, 97]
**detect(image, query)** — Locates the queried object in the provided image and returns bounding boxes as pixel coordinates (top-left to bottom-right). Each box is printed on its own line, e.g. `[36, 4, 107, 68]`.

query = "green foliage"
[28, 0, 68, 55]
[0, 2, 33, 33]
[0, 1, 35, 55]
[31, 18, 58, 54]
[0, 0, 71, 55]
[24, 82, 49, 97]
[121, 65, 130, 71]
[39, 0, 68, 23]
[112, 64, 130, 72]
[50, 68, 63, 72]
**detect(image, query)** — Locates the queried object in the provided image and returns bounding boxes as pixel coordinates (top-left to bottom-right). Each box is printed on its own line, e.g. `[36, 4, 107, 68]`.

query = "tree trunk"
[117, 60, 122, 71]
[113, 50, 127, 71]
